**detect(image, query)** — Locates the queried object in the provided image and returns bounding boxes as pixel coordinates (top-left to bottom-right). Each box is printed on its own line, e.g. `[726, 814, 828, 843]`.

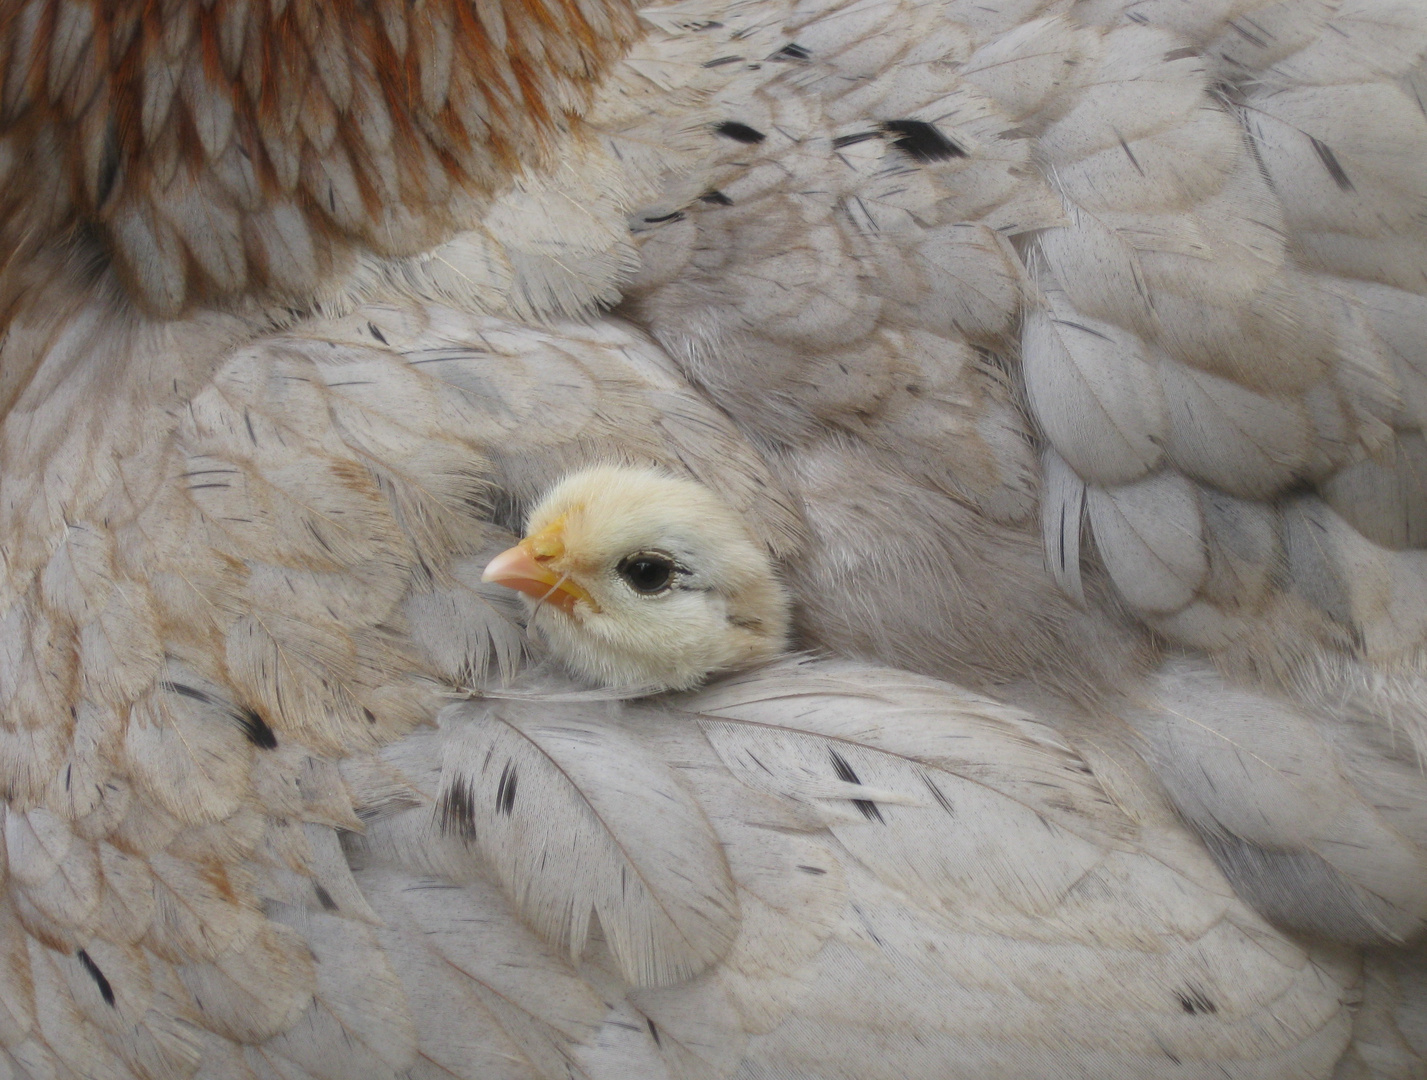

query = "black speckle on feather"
[923, 774, 955, 816]
[832, 130, 880, 150]
[703, 55, 744, 68]
[881, 120, 965, 162]
[162, 682, 278, 749]
[829, 748, 885, 823]
[648, 1019, 661, 1046]
[770, 43, 810, 61]
[78, 950, 115, 1007]
[700, 190, 734, 206]
[798, 864, 828, 875]
[439, 775, 479, 841]
[1055, 318, 1114, 342]
[496, 762, 518, 817]
[643, 210, 685, 224]
[1117, 133, 1144, 176]
[1224, 19, 1269, 48]
[367, 322, 389, 345]
[238, 708, 278, 749]
[314, 884, 338, 911]
[1309, 136, 1355, 192]
[715, 120, 766, 144]
[1176, 987, 1218, 1015]
[162, 681, 213, 705]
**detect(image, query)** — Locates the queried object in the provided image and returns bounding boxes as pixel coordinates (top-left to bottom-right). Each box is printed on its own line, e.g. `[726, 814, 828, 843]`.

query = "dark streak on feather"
[367, 322, 388, 345]
[305, 520, 334, 554]
[496, 762, 518, 816]
[832, 130, 880, 149]
[238, 708, 278, 749]
[648, 1019, 661, 1046]
[314, 884, 338, 911]
[829, 748, 885, 823]
[77, 950, 115, 1007]
[1226, 19, 1269, 48]
[1116, 131, 1144, 175]
[798, 864, 828, 875]
[1058, 503, 1069, 572]
[163, 681, 213, 704]
[770, 43, 810, 60]
[1309, 136, 1355, 192]
[1054, 318, 1113, 341]
[1177, 987, 1218, 1015]
[700, 190, 734, 206]
[923, 774, 955, 816]
[163, 682, 277, 749]
[881, 120, 965, 162]
[439, 775, 479, 841]
[715, 120, 766, 144]
[642, 210, 685, 224]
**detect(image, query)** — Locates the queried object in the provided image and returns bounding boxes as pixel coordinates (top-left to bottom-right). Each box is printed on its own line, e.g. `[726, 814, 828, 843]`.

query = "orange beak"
[481, 527, 600, 616]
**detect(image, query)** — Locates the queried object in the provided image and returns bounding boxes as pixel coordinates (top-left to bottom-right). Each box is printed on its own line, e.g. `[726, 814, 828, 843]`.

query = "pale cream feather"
[620, 0, 1427, 986]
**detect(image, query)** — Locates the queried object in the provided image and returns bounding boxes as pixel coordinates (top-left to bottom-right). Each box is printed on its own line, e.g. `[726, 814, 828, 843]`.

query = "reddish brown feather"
[0, 0, 641, 315]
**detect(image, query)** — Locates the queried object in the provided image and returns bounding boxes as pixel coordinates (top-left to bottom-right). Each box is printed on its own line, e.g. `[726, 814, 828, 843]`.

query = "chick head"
[483, 466, 790, 691]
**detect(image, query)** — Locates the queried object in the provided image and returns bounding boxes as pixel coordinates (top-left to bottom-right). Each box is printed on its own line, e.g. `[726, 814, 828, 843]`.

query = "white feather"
[1157, 356, 1314, 499]
[435, 699, 740, 986]
[358, 866, 607, 1080]
[1022, 282, 1167, 486]
[1085, 471, 1207, 615]
[1134, 659, 1427, 943]
[259, 905, 416, 1080]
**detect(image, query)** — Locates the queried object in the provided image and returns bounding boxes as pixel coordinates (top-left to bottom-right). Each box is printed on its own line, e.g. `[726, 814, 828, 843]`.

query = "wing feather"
[435, 700, 740, 986]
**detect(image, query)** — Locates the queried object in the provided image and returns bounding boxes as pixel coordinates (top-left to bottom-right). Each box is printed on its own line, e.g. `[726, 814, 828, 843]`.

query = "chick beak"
[481, 527, 600, 616]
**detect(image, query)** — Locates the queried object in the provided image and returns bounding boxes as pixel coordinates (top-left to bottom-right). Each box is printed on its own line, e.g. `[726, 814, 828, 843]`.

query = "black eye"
[616, 552, 676, 595]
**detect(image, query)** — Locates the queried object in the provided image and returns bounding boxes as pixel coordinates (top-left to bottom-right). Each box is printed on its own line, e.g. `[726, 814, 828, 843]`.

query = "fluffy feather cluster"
[0, 0, 641, 313]
[1, 0, 1426, 1077]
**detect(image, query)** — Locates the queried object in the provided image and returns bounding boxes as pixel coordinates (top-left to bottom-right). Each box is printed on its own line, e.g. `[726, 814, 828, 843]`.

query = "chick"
[483, 466, 791, 690]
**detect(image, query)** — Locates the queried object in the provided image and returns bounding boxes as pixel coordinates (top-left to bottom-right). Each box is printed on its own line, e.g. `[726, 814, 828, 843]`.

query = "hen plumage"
[626, 0, 1427, 950]
[0, 0, 1424, 1077]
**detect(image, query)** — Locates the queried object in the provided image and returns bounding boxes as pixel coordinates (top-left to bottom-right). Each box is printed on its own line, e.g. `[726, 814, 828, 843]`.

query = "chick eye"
[617, 552, 676, 595]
